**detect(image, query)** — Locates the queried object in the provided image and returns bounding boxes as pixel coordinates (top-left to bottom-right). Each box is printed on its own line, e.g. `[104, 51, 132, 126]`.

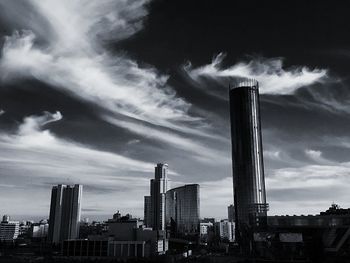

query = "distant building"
[149, 163, 169, 231]
[215, 220, 235, 242]
[166, 184, 200, 235]
[30, 220, 49, 239]
[200, 222, 213, 236]
[19, 221, 32, 237]
[201, 218, 216, 224]
[2, 215, 10, 223]
[0, 216, 19, 241]
[144, 196, 152, 228]
[200, 221, 215, 244]
[48, 184, 83, 244]
[228, 204, 235, 222]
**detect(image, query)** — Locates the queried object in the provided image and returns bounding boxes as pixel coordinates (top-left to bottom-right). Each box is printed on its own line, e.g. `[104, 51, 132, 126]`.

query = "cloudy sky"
[0, 0, 350, 220]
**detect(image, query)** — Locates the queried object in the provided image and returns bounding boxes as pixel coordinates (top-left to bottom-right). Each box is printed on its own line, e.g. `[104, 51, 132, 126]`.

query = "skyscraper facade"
[166, 184, 200, 235]
[48, 184, 83, 244]
[228, 204, 235, 222]
[150, 163, 169, 231]
[229, 79, 268, 241]
[144, 196, 152, 228]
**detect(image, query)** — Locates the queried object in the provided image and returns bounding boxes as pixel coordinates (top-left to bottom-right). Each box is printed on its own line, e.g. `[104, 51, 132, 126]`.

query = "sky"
[1, 0, 350, 221]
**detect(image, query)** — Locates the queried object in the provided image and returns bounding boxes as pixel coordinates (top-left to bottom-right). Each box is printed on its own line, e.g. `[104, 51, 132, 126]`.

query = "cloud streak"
[184, 53, 327, 95]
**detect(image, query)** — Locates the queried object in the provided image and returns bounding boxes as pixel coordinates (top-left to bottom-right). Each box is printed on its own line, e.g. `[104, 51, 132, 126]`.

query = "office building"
[48, 184, 83, 244]
[166, 184, 200, 235]
[149, 163, 169, 231]
[228, 204, 235, 222]
[0, 216, 19, 241]
[229, 79, 268, 242]
[144, 196, 152, 228]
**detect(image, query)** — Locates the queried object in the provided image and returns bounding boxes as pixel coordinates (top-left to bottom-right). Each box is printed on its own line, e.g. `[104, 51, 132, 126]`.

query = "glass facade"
[166, 184, 200, 234]
[229, 80, 268, 238]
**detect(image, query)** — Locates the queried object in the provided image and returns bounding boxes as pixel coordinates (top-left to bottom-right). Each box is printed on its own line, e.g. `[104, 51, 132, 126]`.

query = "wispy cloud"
[184, 53, 327, 95]
[104, 116, 230, 164]
[0, 0, 205, 138]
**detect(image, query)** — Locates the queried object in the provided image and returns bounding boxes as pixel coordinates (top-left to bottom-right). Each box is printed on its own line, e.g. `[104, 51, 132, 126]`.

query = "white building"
[31, 220, 49, 239]
[216, 220, 235, 242]
[200, 222, 213, 236]
[0, 220, 20, 241]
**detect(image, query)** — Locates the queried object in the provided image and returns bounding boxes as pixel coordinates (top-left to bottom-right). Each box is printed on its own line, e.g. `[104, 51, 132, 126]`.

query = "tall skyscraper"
[48, 184, 83, 244]
[229, 79, 268, 243]
[166, 184, 200, 235]
[228, 204, 235, 222]
[150, 163, 169, 231]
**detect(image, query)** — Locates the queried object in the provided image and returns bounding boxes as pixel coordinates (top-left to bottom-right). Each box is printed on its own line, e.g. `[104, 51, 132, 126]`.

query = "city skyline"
[1, 0, 350, 220]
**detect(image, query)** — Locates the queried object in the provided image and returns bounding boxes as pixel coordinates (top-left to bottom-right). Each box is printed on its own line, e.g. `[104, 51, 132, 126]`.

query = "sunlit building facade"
[48, 184, 83, 244]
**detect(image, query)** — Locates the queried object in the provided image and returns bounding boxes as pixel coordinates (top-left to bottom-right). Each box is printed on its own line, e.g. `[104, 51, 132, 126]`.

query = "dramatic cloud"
[184, 53, 327, 95]
[0, 0, 205, 139]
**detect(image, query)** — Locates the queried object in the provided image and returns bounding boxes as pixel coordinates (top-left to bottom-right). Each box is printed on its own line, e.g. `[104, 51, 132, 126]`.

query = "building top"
[167, 184, 199, 192]
[230, 78, 259, 90]
[156, 163, 168, 167]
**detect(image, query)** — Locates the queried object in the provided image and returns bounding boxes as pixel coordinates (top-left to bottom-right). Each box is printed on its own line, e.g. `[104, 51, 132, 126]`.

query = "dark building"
[48, 184, 82, 244]
[166, 184, 200, 235]
[144, 196, 152, 228]
[228, 204, 235, 222]
[229, 79, 268, 247]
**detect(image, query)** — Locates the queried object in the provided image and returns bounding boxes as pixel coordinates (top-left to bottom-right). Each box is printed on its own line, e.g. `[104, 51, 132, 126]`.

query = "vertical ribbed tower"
[150, 163, 169, 231]
[48, 184, 82, 244]
[229, 79, 268, 244]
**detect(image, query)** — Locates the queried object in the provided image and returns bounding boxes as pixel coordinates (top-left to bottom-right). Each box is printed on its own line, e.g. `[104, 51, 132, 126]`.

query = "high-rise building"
[149, 163, 169, 231]
[144, 196, 152, 228]
[229, 79, 268, 242]
[166, 184, 200, 235]
[48, 184, 83, 244]
[228, 204, 235, 222]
